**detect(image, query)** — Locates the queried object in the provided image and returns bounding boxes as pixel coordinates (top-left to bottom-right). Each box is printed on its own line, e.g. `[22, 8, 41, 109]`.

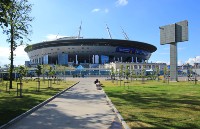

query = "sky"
[0, 0, 200, 67]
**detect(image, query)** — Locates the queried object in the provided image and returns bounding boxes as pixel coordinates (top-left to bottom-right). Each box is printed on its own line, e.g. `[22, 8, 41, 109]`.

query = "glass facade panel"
[101, 55, 109, 64]
[43, 55, 48, 64]
[58, 53, 68, 65]
[95, 55, 99, 64]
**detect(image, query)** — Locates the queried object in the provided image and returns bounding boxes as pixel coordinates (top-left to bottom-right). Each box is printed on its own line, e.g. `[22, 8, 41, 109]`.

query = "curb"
[101, 89, 130, 129]
[0, 81, 79, 129]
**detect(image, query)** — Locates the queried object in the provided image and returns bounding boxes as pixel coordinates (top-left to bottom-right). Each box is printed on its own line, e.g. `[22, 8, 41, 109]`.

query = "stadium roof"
[25, 38, 157, 53]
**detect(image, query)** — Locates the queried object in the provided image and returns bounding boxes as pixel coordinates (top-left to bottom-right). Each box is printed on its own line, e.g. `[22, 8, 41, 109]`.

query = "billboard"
[116, 47, 149, 56]
[116, 47, 136, 53]
[160, 20, 188, 45]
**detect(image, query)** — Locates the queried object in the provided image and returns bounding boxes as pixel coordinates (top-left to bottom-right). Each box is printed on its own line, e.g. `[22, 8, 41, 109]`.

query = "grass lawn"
[102, 80, 200, 129]
[0, 79, 76, 126]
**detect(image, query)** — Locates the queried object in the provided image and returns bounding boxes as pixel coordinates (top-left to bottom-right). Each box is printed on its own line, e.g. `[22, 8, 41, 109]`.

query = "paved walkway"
[7, 78, 122, 129]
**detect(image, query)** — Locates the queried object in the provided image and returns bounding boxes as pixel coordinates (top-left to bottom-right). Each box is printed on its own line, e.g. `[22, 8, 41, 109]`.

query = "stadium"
[24, 37, 157, 66]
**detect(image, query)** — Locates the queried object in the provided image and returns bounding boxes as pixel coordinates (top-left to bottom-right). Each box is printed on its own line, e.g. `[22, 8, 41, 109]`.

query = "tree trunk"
[9, 23, 14, 89]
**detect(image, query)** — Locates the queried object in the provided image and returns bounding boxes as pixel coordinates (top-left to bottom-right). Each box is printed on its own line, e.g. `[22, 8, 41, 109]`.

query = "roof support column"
[136, 57, 138, 63]
[76, 55, 78, 65]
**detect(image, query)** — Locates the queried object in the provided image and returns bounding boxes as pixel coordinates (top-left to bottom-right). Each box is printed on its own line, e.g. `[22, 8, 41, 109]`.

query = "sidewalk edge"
[101, 89, 130, 129]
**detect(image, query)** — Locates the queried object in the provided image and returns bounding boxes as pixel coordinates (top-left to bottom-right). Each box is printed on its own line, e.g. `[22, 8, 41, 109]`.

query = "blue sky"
[0, 0, 200, 66]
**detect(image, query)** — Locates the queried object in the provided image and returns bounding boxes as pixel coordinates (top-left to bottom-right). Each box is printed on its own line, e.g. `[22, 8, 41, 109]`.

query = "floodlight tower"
[159, 20, 188, 82]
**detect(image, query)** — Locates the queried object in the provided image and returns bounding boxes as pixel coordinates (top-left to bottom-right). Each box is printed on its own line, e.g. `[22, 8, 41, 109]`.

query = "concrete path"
[7, 78, 122, 129]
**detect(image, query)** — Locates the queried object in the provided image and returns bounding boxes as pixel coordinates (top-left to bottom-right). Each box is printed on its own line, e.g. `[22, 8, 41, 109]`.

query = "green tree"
[125, 65, 130, 80]
[119, 65, 123, 86]
[111, 66, 115, 83]
[163, 66, 167, 83]
[0, 0, 11, 27]
[35, 65, 42, 79]
[130, 65, 134, 82]
[141, 65, 146, 84]
[35, 65, 42, 91]
[49, 67, 55, 78]
[17, 66, 26, 83]
[0, 0, 33, 89]
[155, 66, 160, 81]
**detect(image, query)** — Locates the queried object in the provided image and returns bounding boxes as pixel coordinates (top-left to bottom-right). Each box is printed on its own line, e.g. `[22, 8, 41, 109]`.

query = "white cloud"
[178, 60, 183, 66]
[0, 45, 29, 66]
[185, 56, 200, 65]
[104, 8, 109, 13]
[116, 0, 128, 6]
[91, 8, 109, 13]
[154, 57, 200, 66]
[0, 47, 10, 66]
[0, 47, 10, 57]
[45, 34, 66, 41]
[91, 8, 100, 13]
[155, 61, 184, 66]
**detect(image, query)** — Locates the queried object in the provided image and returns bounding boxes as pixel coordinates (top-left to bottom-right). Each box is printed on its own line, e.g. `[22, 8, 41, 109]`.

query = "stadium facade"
[24, 37, 157, 66]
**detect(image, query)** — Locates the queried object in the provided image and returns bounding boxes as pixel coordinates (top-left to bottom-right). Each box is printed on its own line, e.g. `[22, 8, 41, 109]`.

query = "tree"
[35, 65, 42, 91]
[48, 66, 55, 87]
[49, 67, 55, 78]
[141, 65, 146, 84]
[0, 0, 33, 89]
[111, 66, 115, 83]
[125, 65, 130, 80]
[119, 65, 123, 86]
[130, 65, 134, 82]
[35, 65, 42, 79]
[155, 66, 160, 81]
[17, 66, 26, 83]
[0, 0, 11, 27]
[163, 66, 167, 83]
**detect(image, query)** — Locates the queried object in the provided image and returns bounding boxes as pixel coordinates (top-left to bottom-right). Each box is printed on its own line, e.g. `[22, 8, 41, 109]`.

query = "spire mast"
[106, 24, 112, 39]
[78, 21, 82, 39]
[121, 26, 129, 40]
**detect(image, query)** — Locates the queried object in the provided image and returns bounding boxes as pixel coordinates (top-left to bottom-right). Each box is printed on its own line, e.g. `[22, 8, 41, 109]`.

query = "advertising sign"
[116, 47, 149, 56]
